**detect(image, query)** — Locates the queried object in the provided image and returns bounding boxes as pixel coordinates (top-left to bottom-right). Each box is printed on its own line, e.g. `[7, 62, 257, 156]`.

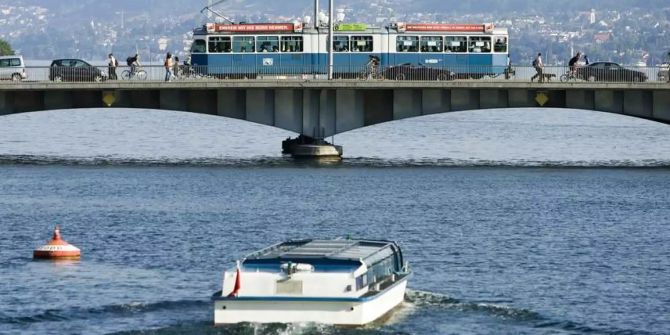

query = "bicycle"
[121, 66, 147, 80]
[560, 70, 579, 82]
[358, 66, 384, 80]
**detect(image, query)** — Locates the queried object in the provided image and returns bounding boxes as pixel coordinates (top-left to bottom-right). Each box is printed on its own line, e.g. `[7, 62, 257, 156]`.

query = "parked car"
[0, 55, 27, 81]
[382, 63, 455, 81]
[576, 62, 647, 82]
[49, 59, 107, 82]
[658, 62, 669, 81]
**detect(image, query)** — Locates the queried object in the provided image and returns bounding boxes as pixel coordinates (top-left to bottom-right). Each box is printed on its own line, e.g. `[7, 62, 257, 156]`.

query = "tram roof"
[194, 22, 507, 36]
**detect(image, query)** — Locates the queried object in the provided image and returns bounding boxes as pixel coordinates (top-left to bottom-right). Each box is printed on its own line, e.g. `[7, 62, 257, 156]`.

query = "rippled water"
[0, 108, 669, 335]
[0, 108, 669, 166]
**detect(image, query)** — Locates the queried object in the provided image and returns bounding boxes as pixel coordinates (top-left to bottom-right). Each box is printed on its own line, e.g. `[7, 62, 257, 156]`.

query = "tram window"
[333, 36, 349, 52]
[469, 36, 491, 53]
[350, 36, 373, 52]
[233, 36, 255, 53]
[191, 39, 206, 53]
[494, 37, 508, 52]
[445, 36, 467, 52]
[396, 36, 419, 52]
[281, 36, 303, 52]
[257, 36, 280, 53]
[208, 36, 231, 53]
[420, 36, 443, 52]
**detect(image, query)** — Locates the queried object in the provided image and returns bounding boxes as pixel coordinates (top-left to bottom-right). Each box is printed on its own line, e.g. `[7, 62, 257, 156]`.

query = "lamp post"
[314, 0, 319, 28]
[328, 0, 334, 80]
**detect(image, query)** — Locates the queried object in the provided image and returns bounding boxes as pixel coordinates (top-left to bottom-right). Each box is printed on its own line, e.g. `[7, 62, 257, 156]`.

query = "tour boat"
[212, 238, 411, 326]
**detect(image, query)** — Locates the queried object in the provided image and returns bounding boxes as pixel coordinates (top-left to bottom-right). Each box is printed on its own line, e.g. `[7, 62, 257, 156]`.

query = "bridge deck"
[2, 80, 669, 91]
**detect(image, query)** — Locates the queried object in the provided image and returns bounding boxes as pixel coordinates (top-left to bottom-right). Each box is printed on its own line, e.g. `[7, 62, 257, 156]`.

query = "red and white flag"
[227, 261, 241, 298]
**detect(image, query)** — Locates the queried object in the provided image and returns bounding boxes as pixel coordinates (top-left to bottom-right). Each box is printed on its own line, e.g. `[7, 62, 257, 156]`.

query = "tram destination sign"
[207, 23, 302, 33]
[335, 23, 368, 31]
[399, 23, 494, 33]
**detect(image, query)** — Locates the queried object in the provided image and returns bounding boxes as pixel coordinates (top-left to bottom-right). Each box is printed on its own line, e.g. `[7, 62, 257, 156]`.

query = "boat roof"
[243, 239, 401, 267]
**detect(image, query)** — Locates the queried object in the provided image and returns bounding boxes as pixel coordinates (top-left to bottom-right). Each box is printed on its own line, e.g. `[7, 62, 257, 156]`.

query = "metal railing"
[1, 64, 669, 84]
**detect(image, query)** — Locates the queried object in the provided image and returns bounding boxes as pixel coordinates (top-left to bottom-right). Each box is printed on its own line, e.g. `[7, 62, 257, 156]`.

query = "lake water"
[0, 108, 669, 335]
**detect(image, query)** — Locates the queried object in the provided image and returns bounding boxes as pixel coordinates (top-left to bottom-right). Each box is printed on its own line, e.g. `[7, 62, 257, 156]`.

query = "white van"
[0, 55, 27, 81]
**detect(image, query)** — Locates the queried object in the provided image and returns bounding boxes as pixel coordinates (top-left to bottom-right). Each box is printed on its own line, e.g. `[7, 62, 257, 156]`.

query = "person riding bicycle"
[568, 52, 581, 76]
[127, 53, 141, 77]
[364, 55, 380, 79]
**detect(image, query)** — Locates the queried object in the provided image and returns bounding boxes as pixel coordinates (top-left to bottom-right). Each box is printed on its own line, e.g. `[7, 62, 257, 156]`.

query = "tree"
[0, 39, 14, 56]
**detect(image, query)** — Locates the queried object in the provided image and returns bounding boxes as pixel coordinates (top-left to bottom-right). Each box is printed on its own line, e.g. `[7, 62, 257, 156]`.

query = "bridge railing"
[4, 64, 669, 84]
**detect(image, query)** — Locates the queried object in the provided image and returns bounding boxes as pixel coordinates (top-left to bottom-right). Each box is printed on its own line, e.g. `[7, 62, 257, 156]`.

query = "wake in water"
[1, 154, 670, 168]
[95, 290, 655, 335]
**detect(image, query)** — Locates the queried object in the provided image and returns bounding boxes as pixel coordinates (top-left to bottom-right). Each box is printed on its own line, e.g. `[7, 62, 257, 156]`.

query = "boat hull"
[214, 276, 407, 326]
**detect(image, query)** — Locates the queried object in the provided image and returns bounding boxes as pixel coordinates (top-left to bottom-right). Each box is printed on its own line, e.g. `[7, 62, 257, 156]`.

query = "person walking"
[164, 52, 174, 82]
[530, 52, 544, 83]
[568, 52, 581, 76]
[107, 53, 118, 80]
[173, 56, 180, 79]
[583, 54, 590, 65]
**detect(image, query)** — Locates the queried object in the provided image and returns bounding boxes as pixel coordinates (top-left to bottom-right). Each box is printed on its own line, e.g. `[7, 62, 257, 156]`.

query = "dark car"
[576, 62, 647, 82]
[383, 63, 455, 81]
[49, 59, 107, 82]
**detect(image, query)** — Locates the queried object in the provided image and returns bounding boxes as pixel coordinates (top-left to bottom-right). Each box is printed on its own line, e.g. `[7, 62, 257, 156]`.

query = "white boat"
[212, 239, 411, 326]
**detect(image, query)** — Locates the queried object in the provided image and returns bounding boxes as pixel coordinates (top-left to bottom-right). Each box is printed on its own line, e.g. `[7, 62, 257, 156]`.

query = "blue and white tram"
[387, 23, 509, 78]
[190, 23, 315, 78]
[189, 21, 509, 79]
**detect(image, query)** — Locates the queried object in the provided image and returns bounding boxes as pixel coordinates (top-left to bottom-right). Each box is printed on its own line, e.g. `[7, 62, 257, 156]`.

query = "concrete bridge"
[1, 81, 669, 152]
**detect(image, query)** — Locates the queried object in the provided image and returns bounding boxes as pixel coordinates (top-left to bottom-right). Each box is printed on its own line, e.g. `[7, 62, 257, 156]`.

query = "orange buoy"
[33, 225, 81, 260]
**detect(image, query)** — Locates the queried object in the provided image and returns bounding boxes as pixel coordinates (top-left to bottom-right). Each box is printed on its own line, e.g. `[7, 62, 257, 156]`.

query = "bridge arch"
[1, 82, 669, 137]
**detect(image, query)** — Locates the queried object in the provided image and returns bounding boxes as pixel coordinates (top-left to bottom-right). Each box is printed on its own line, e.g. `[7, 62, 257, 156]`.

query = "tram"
[189, 21, 509, 79]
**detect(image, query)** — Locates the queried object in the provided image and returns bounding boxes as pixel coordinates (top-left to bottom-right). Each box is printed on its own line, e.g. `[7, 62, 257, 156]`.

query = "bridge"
[1, 80, 669, 154]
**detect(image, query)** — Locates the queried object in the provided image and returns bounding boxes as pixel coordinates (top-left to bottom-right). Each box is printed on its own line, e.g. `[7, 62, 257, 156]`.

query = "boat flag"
[227, 260, 241, 297]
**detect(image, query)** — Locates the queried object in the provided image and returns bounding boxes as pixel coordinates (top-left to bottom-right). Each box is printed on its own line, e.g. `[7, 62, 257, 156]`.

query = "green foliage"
[0, 39, 14, 56]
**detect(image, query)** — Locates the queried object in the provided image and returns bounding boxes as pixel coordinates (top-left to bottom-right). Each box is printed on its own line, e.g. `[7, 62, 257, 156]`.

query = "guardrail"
[1, 64, 669, 84]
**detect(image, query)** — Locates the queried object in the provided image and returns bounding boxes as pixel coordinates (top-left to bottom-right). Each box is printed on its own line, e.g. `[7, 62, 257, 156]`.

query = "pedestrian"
[530, 52, 544, 83]
[583, 54, 590, 65]
[505, 54, 513, 79]
[173, 56, 180, 79]
[108, 53, 118, 80]
[164, 52, 174, 82]
[568, 52, 581, 76]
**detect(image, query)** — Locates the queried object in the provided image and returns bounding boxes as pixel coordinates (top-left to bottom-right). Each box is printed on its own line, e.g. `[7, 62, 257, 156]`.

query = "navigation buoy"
[33, 225, 81, 260]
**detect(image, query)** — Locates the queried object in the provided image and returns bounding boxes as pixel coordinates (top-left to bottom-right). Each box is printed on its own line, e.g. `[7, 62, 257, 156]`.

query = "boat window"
[396, 36, 419, 52]
[208, 36, 231, 53]
[365, 255, 395, 285]
[281, 36, 303, 52]
[494, 36, 508, 53]
[355, 274, 368, 290]
[333, 36, 349, 52]
[191, 39, 206, 53]
[257, 36, 280, 53]
[469, 36, 491, 53]
[243, 259, 360, 273]
[350, 36, 373, 52]
[233, 36, 255, 53]
[420, 36, 443, 52]
[445, 36, 467, 52]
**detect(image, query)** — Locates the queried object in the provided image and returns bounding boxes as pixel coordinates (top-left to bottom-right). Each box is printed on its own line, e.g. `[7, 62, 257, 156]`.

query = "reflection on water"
[0, 108, 668, 166]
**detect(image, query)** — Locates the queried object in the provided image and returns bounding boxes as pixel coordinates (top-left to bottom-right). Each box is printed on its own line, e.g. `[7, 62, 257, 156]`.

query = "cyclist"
[364, 55, 380, 79]
[568, 52, 581, 77]
[127, 53, 141, 77]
